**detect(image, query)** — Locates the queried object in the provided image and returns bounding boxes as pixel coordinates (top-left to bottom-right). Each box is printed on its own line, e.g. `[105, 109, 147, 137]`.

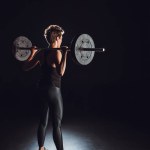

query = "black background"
[0, 0, 149, 123]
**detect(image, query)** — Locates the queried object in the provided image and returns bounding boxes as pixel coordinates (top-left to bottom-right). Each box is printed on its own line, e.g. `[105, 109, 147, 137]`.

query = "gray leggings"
[37, 86, 63, 150]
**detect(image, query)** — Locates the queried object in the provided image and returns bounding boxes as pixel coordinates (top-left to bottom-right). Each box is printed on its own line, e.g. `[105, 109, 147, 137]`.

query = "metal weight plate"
[71, 34, 95, 65]
[13, 36, 32, 61]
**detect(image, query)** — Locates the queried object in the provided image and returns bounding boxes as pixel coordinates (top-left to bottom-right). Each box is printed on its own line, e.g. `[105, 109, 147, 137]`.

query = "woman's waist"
[38, 76, 61, 88]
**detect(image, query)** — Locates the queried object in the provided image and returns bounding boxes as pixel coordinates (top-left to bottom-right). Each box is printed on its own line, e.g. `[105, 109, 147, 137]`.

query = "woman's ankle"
[39, 146, 44, 150]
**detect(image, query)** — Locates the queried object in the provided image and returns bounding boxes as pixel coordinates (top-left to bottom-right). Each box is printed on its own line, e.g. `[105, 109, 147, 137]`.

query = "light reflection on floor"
[44, 129, 102, 150]
[8, 117, 103, 150]
[23, 124, 103, 150]
[2, 116, 149, 150]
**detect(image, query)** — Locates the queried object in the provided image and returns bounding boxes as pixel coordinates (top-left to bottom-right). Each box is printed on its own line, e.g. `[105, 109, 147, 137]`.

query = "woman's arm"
[22, 48, 42, 71]
[54, 49, 68, 76]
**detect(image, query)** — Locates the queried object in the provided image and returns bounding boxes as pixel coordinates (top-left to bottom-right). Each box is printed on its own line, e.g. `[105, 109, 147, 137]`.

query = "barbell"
[12, 33, 105, 65]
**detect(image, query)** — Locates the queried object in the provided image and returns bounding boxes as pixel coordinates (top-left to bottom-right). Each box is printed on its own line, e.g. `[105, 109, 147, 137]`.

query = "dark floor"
[0, 112, 150, 150]
[0, 80, 150, 150]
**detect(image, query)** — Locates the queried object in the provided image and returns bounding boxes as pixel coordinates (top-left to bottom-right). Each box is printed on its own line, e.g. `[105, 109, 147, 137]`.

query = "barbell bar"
[12, 33, 105, 65]
[15, 46, 105, 52]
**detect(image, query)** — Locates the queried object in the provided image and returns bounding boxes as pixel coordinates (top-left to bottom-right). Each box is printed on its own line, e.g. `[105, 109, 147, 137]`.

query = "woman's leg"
[37, 102, 49, 148]
[50, 88, 64, 150]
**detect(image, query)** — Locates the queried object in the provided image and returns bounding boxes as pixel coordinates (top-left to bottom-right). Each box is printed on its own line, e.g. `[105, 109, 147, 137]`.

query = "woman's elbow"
[56, 68, 64, 76]
[57, 69, 65, 76]
[22, 66, 30, 72]
[59, 72, 64, 77]
[22, 63, 33, 71]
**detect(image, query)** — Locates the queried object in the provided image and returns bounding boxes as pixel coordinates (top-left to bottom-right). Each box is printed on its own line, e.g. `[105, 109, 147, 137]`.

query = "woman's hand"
[28, 46, 38, 61]
[61, 46, 69, 55]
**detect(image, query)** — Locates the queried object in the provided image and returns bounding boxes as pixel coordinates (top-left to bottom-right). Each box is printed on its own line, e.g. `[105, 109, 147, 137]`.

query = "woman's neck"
[51, 42, 60, 48]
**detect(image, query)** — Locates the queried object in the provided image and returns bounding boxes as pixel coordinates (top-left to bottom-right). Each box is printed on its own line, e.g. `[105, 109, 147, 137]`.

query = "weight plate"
[13, 36, 32, 61]
[71, 34, 95, 65]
